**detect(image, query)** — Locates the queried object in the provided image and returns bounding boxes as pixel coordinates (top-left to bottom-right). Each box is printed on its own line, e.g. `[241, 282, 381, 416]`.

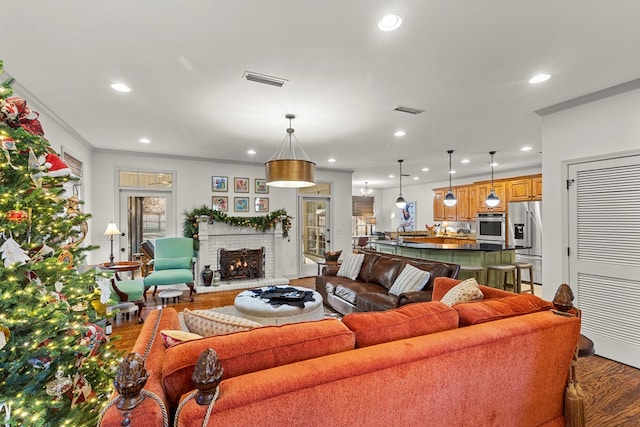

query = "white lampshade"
[103, 222, 121, 236]
[485, 191, 500, 207]
[444, 189, 457, 207]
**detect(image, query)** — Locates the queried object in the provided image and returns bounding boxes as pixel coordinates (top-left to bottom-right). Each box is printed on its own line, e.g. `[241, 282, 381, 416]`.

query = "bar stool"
[513, 261, 535, 295]
[486, 264, 517, 291]
[459, 265, 485, 284]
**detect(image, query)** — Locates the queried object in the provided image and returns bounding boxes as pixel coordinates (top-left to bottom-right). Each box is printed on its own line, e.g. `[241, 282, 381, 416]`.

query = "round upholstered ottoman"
[234, 286, 324, 325]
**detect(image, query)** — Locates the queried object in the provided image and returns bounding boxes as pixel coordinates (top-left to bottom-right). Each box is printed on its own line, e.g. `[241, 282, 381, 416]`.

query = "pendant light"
[361, 181, 372, 196]
[395, 159, 407, 208]
[265, 114, 316, 188]
[485, 151, 500, 207]
[443, 150, 457, 207]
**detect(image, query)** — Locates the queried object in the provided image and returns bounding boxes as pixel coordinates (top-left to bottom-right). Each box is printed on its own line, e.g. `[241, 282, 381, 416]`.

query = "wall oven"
[476, 212, 506, 243]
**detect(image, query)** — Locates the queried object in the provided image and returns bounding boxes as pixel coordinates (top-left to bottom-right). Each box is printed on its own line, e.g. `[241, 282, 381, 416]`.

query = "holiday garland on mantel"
[183, 206, 292, 250]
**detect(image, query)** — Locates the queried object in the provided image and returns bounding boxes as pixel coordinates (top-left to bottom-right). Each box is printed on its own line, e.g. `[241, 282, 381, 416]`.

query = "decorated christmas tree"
[0, 60, 120, 426]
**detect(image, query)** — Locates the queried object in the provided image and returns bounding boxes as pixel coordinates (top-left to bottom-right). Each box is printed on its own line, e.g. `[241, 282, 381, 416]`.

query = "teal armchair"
[143, 237, 196, 302]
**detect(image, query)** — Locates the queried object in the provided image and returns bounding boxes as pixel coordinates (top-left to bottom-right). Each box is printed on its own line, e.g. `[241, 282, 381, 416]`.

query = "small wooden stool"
[486, 264, 517, 291]
[513, 261, 535, 294]
[459, 265, 485, 284]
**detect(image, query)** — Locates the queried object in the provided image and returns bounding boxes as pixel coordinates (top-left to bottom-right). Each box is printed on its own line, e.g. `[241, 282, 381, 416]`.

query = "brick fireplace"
[195, 220, 287, 292]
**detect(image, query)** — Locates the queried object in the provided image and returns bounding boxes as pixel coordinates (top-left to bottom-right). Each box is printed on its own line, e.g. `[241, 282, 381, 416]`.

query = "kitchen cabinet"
[433, 185, 476, 221]
[508, 175, 542, 201]
[476, 181, 506, 212]
[433, 189, 445, 221]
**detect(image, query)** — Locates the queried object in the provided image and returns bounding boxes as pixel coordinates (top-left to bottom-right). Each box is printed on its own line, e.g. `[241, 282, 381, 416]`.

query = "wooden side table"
[98, 261, 142, 280]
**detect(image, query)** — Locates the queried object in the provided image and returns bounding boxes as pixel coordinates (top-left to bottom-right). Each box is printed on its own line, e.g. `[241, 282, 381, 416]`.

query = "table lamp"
[104, 222, 121, 266]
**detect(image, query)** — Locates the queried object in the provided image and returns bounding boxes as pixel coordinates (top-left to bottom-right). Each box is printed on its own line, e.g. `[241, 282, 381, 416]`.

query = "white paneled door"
[568, 154, 640, 368]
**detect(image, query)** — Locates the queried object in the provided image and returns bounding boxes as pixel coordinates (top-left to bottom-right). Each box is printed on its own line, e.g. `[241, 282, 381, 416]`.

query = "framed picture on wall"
[255, 178, 269, 194]
[234, 177, 249, 193]
[212, 176, 228, 192]
[254, 197, 269, 212]
[234, 197, 249, 212]
[212, 196, 228, 212]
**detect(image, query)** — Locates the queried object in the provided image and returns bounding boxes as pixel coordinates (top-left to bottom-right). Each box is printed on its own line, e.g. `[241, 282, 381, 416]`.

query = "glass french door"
[119, 191, 174, 261]
[300, 197, 331, 276]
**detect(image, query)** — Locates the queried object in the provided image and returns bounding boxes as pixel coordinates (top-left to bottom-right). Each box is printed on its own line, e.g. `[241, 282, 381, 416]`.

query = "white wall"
[541, 88, 640, 301]
[89, 150, 352, 277]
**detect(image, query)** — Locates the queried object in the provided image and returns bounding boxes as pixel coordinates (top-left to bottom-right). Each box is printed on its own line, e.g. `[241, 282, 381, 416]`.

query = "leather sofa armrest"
[397, 290, 433, 306]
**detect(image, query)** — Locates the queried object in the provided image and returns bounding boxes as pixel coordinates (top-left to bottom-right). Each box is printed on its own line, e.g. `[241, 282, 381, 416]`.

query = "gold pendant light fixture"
[443, 150, 457, 207]
[265, 114, 316, 188]
[485, 151, 500, 207]
[395, 159, 407, 208]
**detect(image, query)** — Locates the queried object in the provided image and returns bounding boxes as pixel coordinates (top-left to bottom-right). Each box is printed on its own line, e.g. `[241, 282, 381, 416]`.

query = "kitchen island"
[370, 240, 517, 288]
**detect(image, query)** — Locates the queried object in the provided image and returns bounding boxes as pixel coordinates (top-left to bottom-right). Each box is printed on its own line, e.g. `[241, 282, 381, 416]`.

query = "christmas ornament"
[0, 96, 45, 136]
[96, 278, 112, 304]
[58, 250, 73, 266]
[0, 236, 30, 267]
[37, 152, 71, 177]
[65, 194, 81, 216]
[5, 209, 29, 223]
[0, 135, 16, 150]
[0, 325, 9, 350]
[70, 373, 93, 408]
[45, 369, 72, 398]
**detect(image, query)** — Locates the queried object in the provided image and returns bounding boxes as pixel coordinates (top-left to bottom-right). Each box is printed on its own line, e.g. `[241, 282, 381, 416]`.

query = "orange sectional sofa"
[100, 278, 581, 427]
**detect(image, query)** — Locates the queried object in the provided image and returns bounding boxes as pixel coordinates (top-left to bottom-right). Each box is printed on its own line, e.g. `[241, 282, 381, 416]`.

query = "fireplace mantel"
[195, 220, 284, 291]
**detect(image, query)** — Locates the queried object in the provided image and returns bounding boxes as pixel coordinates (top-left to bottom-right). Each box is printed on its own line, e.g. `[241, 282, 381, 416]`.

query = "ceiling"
[3, 1, 640, 189]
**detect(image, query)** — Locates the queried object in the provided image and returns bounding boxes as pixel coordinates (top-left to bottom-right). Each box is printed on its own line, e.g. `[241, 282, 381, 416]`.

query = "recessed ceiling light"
[521, 146, 533, 151]
[328, 158, 336, 163]
[421, 167, 429, 172]
[394, 130, 406, 137]
[461, 159, 470, 164]
[111, 83, 131, 93]
[378, 15, 403, 32]
[412, 176, 419, 180]
[247, 149, 256, 155]
[388, 174, 395, 179]
[529, 74, 550, 84]
[138, 138, 151, 144]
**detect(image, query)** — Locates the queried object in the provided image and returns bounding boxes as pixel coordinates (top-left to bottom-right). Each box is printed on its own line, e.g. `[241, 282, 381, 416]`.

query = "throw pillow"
[440, 278, 484, 306]
[388, 264, 431, 296]
[160, 329, 203, 347]
[337, 253, 365, 280]
[183, 308, 262, 336]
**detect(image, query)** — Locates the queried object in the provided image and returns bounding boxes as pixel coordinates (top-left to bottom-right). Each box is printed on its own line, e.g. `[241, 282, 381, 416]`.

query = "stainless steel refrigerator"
[507, 201, 542, 285]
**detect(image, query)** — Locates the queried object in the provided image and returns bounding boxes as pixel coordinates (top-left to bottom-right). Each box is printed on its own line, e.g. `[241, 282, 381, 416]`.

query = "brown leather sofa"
[315, 250, 459, 315]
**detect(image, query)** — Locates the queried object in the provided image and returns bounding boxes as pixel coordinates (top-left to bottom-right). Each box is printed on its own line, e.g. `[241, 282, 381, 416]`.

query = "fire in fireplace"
[218, 247, 265, 281]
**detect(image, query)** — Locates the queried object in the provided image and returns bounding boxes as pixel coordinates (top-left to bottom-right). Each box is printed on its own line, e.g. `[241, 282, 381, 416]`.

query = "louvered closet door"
[568, 154, 640, 368]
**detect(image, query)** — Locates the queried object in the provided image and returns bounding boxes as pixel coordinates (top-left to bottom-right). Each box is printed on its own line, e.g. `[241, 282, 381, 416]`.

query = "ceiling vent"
[242, 71, 288, 87]
[394, 105, 425, 115]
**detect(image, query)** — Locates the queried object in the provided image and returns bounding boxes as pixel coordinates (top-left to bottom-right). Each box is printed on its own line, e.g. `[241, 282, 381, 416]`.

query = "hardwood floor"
[109, 278, 640, 426]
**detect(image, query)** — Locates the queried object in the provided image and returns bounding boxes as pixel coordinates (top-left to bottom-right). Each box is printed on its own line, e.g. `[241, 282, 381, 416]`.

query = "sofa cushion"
[454, 294, 554, 327]
[356, 252, 380, 283]
[183, 308, 262, 336]
[342, 301, 459, 347]
[160, 329, 203, 347]
[355, 292, 400, 312]
[335, 281, 389, 305]
[337, 253, 365, 280]
[368, 256, 404, 289]
[162, 318, 355, 409]
[440, 278, 484, 306]
[389, 264, 431, 296]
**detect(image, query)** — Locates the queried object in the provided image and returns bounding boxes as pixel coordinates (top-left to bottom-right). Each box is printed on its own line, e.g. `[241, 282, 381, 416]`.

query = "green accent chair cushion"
[143, 269, 194, 287]
[155, 257, 192, 270]
[110, 279, 145, 302]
